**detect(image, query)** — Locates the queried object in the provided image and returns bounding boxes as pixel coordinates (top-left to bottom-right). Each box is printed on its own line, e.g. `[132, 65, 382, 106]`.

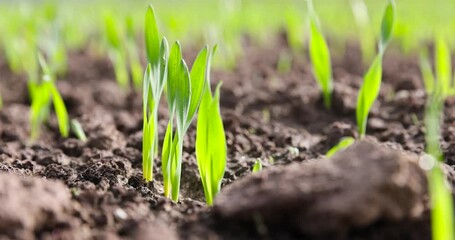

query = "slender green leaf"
[50, 83, 69, 137]
[104, 13, 121, 49]
[208, 83, 226, 200]
[71, 119, 87, 142]
[356, 55, 382, 138]
[379, 0, 395, 52]
[309, 18, 333, 109]
[424, 92, 454, 240]
[419, 48, 435, 95]
[145, 5, 160, 66]
[187, 46, 208, 127]
[435, 37, 451, 97]
[326, 137, 355, 157]
[162, 122, 173, 197]
[167, 42, 183, 112]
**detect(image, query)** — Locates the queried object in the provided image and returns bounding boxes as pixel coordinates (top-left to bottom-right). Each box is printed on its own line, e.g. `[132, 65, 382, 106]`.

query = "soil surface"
[0, 36, 452, 239]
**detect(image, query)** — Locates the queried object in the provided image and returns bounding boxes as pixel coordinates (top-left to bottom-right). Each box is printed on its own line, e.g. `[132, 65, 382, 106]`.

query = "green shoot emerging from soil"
[71, 119, 87, 142]
[419, 36, 453, 97]
[326, 137, 355, 157]
[419, 48, 435, 95]
[126, 16, 143, 89]
[252, 159, 262, 173]
[30, 53, 69, 140]
[143, 5, 169, 182]
[308, 0, 333, 109]
[435, 36, 452, 97]
[196, 46, 226, 206]
[162, 42, 208, 201]
[104, 13, 129, 90]
[356, 0, 395, 138]
[423, 90, 455, 240]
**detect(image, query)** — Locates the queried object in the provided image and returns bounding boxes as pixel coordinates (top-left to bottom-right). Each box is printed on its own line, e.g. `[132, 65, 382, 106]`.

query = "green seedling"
[126, 16, 143, 89]
[419, 48, 435, 95]
[0, 93, 3, 110]
[104, 13, 129, 89]
[196, 46, 226, 206]
[252, 159, 262, 173]
[350, 0, 375, 63]
[356, 0, 395, 138]
[162, 42, 208, 202]
[419, 36, 453, 97]
[30, 53, 69, 140]
[435, 36, 452, 97]
[143, 5, 168, 182]
[326, 137, 355, 157]
[423, 90, 455, 240]
[308, 0, 333, 109]
[71, 119, 87, 142]
[285, 7, 304, 52]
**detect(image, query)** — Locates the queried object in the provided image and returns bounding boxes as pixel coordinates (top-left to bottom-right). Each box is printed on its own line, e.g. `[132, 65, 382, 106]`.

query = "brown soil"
[0, 37, 449, 239]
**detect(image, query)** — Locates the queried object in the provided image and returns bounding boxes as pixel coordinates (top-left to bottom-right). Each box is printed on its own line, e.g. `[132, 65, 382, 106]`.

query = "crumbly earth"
[0, 37, 451, 239]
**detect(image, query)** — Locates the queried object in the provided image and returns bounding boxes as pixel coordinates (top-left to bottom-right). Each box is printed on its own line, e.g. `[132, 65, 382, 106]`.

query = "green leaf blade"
[309, 18, 333, 109]
[380, 0, 396, 51]
[145, 5, 161, 67]
[187, 46, 208, 126]
[326, 137, 355, 157]
[50, 83, 69, 138]
[356, 56, 382, 137]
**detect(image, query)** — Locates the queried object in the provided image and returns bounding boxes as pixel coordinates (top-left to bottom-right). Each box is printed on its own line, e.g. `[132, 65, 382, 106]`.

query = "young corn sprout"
[326, 137, 355, 157]
[252, 159, 262, 173]
[423, 89, 454, 240]
[435, 37, 452, 97]
[350, 0, 375, 63]
[419, 36, 453, 97]
[162, 42, 208, 201]
[307, 0, 333, 109]
[104, 13, 129, 89]
[143, 5, 168, 182]
[126, 16, 143, 89]
[71, 119, 87, 142]
[30, 53, 69, 140]
[356, 0, 395, 138]
[419, 48, 435, 95]
[196, 46, 227, 206]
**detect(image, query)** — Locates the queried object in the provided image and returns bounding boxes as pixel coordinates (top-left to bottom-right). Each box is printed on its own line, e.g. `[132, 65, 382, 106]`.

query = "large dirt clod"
[0, 173, 72, 239]
[214, 141, 427, 235]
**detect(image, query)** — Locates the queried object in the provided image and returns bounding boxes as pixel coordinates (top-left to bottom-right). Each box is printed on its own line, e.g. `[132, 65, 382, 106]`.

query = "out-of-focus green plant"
[419, 36, 453, 97]
[30, 53, 69, 140]
[356, 0, 395, 138]
[423, 89, 455, 240]
[143, 5, 168, 182]
[104, 13, 129, 89]
[162, 42, 208, 202]
[285, 7, 304, 52]
[435, 36, 452, 97]
[252, 159, 262, 173]
[71, 119, 87, 142]
[350, 0, 375, 63]
[326, 137, 355, 157]
[419, 48, 435, 95]
[126, 16, 143, 89]
[196, 46, 226, 206]
[308, 0, 333, 109]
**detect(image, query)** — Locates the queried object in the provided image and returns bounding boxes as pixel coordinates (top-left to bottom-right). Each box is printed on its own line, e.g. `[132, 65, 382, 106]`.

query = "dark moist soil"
[0, 34, 448, 239]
